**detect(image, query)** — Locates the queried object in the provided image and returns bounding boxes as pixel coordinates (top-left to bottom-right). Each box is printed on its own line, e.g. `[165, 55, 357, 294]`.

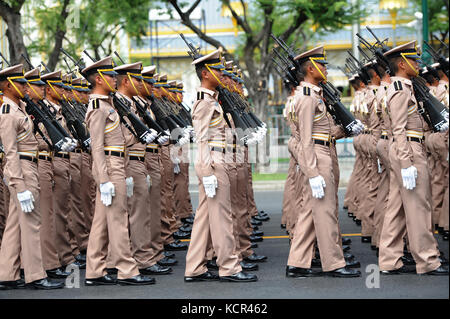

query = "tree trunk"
[3, 11, 29, 65]
[46, 0, 71, 71]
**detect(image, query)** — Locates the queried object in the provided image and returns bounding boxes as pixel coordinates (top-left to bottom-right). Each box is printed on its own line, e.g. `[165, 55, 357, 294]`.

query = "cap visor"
[131, 75, 144, 80]
[143, 78, 156, 84]
[29, 80, 46, 86]
[102, 70, 118, 76]
[210, 64, 225, 70]
[14, 78, 28, 84]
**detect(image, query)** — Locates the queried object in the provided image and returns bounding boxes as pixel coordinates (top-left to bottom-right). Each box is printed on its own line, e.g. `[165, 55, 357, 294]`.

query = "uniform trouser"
[86, 156, 140, 280]
[287, 144, 346, 272]
[442, 185, 449, 231]
[69, 152, 88, 252]
[246, 162, 258, 217]
[378, 140, 441, 274]
[38, 158, 61, 271]
[185, 151, 242, 277]
[145, 151, 164, 265]
[81, 153, 95, 238]
[0, 159, 47, 283]
[330, 144, 343, 248]
[174, 162, 193, 220]
[0, 163, 7, 246]
[427, 132, 449, 229]
[236, 162, 253, 259]
[372, 138, 390, 247]
[288, 171, 306, 239]
[160, 145, 177, 245]
[127, 158, 153, 269]
[53, 157, 76, 266]
[282, 157, 297, 227]
[344, 136, 362, 213]
[359, 136, 380, 237]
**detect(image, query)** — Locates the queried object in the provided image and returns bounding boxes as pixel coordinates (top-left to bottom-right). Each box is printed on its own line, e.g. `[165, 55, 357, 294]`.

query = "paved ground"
[1, 189, 448, 301]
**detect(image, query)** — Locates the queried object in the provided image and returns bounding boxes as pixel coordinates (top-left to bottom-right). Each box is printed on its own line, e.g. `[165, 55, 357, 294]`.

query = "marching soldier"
[286, 46, 360, 278]
[114, 61, 171, 275]
[0, 64, 63, 289]
[41, 70, 81, 269]
[82, 56, 155, 285]
[138, 66, 177, 267]
[378, 41, 448, 275]
[24, 67, 71, 279]
[184, 49, 257, 282]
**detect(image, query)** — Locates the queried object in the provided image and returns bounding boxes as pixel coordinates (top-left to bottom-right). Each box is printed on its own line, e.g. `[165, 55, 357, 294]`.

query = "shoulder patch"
[92, 99, 100, 110]
[197, 92, 205, 101]
[303, 87, 311, 96]
[373, 88, 377, 95]
[1, 104, 10, 114]
[393, 81, 403, 91]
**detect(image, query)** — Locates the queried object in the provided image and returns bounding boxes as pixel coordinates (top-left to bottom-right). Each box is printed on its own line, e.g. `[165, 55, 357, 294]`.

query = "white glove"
[126, 177, 134, 198]
[178, 136, 189, 146]
[202, 175, 218, 198]
[99, 182, 115, 206]
[296, 164, 300, 173]
[146, 175, 152, 191]
[377, 158, 383, 173]
[439, 120, 449, 133]
[309, 175, 326, 199]
[17, 190, 35, 213]
[174, 163, 181, 174]
[143, 130, 157, 144]
[261, 122, 267, 129]
[401, 166, 417, 190]
[157, 134, 169, 144]
[351, 120, 365, 136]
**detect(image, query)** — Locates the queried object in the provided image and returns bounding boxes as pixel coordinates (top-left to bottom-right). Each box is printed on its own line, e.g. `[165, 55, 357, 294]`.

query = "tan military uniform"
[372, 81, 392, 247]
[185, 87, 242, 277]
[85, 94, 140, 280]
[0, 96, 47, 283]
[287, 82, 346, 272]
[378, 76, 441, 274]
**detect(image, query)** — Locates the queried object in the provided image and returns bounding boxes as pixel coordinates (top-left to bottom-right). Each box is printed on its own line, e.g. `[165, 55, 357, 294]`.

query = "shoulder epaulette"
[92, 99, 100, 110]
[1, 104, 10, 114]
[393, 81, 403, 91]
[303, 87, 311, 96]
[373, 88, 377, 95]
[197, 92, 205, 101]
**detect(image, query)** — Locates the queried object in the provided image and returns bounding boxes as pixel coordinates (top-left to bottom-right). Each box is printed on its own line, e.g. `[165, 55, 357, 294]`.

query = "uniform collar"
[197, 87, 218, 100]
[89, 93, 110, 100]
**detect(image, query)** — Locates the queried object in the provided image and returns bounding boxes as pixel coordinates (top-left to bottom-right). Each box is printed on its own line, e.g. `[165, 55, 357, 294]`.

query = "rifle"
[412, 77, 449, 132]
[424, 41, 449, 77]
[320, 81, 359, 136]
[60, 98, 91, 151]
[22, 95, 70, 152]
[132, 96, 169, 143]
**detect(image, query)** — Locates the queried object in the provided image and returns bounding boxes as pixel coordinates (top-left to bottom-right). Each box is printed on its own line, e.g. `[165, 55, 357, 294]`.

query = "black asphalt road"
[0, 189, 448, 300]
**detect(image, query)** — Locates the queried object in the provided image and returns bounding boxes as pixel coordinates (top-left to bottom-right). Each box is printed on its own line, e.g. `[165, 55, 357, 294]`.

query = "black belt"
[381, 135, 388, 140]
[313, 139, 331, 147]
[210, 146, 226, 154]
[19, 155, 38, 163]
[407, 137, 424, 143]
[38, 155, 52, 162]
[146, 148, 159, 154]
[104, 150, 125, 158]
[129, 156, 145, 162]
[73, 149, 82, 154]
[54, 153, 70, 159]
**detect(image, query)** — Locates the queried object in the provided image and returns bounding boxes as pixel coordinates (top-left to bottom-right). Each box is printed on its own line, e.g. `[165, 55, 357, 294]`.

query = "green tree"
[0, 0, 28, 64]
[165, 0, 366, 122]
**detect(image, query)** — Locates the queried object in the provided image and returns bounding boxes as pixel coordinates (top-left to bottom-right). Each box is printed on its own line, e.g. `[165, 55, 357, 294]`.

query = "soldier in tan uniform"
[184, 49, 256, 282]
[82, 56, 155, 286]
[378, 41, 448, 275]
[0, 64, 64, 289]
[138, 66, 177, 267]
[41, 70, 82, 269]
[24, 67, 72, 279]
[114, 61, 171, 275]
[286, 47, 360, 278]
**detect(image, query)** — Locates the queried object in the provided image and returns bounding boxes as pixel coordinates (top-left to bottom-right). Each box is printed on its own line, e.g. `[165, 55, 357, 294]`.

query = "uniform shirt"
[115, 92, 144, 153]
[376, 81, 392, 138]
[85, 94, 127, 184]
[294, 81, 333, 179]
[192, 87, 224, 178]
[140, 95, 161, 150]
[0, 96, 39, 193]
[387, 76, 425, 169]
[367, 84, 382, 139]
